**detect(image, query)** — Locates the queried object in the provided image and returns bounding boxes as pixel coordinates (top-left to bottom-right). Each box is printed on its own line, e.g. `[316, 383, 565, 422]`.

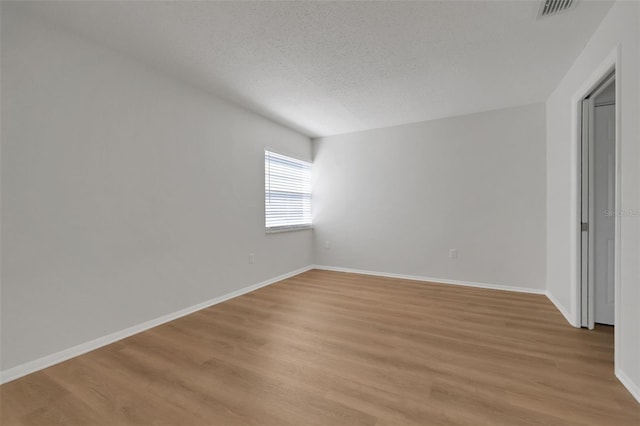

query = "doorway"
[579, 71, 616, 329]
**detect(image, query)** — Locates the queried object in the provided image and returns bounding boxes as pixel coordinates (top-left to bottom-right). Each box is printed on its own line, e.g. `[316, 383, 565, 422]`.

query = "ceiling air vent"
[538, 0, 577, 19]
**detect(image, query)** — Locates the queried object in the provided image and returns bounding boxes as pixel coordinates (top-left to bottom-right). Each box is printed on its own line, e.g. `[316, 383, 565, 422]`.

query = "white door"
[593, 103, 615, 325]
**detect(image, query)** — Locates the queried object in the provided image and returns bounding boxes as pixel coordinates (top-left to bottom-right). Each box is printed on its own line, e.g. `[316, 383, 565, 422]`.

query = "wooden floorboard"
[1, 269, 639, 425]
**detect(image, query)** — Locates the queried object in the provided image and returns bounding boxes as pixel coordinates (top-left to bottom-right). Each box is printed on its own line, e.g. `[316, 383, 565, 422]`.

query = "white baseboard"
[311, 265, 546, 295]
[616, 368, 640, 404]
[0, 265, 313, 385]
[544, 290, 580, 327]
[6, 263, 637, 404]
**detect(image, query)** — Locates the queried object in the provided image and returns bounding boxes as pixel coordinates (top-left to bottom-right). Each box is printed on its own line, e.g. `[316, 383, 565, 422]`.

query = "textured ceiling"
[10, 1, 613, 137]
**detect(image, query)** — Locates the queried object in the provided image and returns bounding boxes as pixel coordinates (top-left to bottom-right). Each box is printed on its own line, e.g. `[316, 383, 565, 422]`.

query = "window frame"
[264, 149, 312, 233]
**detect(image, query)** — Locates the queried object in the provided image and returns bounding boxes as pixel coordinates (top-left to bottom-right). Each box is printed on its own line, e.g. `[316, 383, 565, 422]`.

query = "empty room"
[1, 0, 640, 425]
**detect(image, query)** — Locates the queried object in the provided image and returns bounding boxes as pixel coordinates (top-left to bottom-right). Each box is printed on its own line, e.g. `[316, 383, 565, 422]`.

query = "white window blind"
[265, 150, 311, 231]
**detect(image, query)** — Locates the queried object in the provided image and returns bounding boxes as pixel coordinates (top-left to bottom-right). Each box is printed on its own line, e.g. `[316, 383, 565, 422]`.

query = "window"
[265, 150, 312, 232]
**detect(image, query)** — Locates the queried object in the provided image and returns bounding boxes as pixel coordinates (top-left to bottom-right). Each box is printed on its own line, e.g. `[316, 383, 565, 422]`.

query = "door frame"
[580, 73, 614, 330]
[580, 96, 595, 329]
[571, 47, 621, 366]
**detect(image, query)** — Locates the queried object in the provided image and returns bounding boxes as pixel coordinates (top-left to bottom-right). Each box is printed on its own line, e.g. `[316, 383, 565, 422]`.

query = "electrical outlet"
[249, 253, 255, 264]
[449, 249, 457, 259]
[324, 241, 331, 249]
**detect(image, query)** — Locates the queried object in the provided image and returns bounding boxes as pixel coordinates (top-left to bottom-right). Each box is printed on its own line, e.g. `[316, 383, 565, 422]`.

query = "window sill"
[265, 225, 313, 234]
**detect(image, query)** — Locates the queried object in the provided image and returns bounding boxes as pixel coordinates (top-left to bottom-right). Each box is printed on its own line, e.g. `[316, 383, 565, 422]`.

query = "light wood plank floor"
[1, 269, 639, 425]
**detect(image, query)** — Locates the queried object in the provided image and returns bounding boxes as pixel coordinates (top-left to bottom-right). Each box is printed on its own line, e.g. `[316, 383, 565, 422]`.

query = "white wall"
[546, 0, 640, 398]
[312, 104, 546, 291]
[0, 7, 312, 371]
